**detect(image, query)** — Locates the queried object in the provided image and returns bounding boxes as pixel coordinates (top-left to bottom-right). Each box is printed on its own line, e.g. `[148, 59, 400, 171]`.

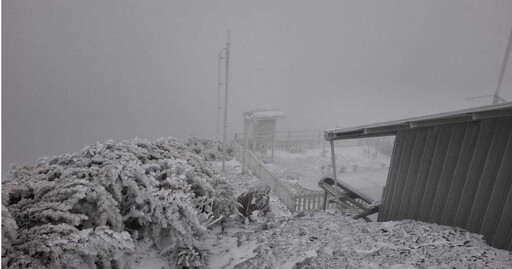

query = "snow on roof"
[325, 102, 512, 140]
[245, 109, 285, 120]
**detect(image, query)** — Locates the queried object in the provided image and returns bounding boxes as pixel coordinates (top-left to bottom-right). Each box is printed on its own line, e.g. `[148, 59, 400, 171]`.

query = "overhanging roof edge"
[325, 102, 512, 140]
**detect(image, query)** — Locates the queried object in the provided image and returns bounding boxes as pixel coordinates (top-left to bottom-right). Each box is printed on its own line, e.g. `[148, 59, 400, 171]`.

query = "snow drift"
[2, 137, 236, 268]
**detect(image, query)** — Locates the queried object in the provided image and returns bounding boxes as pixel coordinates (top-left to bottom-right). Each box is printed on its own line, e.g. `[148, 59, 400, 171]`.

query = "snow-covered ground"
[265, 146, 391, 201]
[201, 159, 512, 268]
[5, 140, 511, 269]
[215, 211, 512, 268]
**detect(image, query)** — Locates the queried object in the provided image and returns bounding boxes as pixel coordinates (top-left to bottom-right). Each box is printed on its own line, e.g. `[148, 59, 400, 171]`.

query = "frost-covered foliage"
[2, 137, 236, 268]
[6, 225, 134, 269]
[2, 204, 18, 268]
[184, 136, 233, 161]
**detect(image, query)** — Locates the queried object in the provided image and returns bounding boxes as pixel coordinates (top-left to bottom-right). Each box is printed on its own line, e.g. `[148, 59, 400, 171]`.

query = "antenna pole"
[222, 30, 231, 171]
[217, 49, 225, 141]
[494, 24, 512, 104]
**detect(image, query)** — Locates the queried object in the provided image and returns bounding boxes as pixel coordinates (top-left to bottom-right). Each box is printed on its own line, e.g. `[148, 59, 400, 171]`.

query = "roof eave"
[325, 102, 512, 141]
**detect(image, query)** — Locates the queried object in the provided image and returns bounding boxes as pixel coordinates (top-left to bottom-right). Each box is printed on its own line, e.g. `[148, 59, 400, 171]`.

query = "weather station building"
[324, 103, 512, 250]
[242, 109, 285, 161]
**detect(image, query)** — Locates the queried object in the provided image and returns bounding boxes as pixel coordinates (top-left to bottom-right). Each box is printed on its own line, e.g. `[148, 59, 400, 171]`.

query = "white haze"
[3, 0, 512, 173]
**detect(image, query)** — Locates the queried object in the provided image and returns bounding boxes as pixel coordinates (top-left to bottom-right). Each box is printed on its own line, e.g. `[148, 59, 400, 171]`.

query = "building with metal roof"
[324, 102, 512, 250]
[244, 109, 285, 120]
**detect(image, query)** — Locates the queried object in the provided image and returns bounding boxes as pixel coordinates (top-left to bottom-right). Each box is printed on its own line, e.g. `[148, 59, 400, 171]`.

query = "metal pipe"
[330, 140, 337, 183]
[221, 31, 231, 171]
[216, 49, 226, 141]
[242, 118, 248, 174]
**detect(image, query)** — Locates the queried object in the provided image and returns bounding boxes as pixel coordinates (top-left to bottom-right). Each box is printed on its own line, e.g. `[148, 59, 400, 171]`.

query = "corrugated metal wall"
[378, 117, 512, 250]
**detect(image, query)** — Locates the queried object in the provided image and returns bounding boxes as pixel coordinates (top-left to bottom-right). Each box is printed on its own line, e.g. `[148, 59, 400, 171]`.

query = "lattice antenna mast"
[217, 48, 226, 141]
[466, 23, 511, 104]
[494, 24, 512, 104]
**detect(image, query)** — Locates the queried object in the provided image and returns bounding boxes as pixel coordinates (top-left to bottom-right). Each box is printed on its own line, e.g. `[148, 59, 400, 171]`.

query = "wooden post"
[323, 191, 328, 210]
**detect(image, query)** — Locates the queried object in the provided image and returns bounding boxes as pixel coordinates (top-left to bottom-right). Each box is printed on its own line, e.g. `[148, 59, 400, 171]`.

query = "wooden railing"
[231, 139, 335, 212]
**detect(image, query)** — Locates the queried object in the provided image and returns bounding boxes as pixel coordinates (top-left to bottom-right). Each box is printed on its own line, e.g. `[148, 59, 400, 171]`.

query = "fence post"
[323, 191, 328, 210]
[286, 131, 291, 151]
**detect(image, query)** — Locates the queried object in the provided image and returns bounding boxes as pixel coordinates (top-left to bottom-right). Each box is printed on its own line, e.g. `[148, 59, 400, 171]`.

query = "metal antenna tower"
[493, 24, 512, 104]
[466, 24, 511, 105]
[216, 48, 226, 141]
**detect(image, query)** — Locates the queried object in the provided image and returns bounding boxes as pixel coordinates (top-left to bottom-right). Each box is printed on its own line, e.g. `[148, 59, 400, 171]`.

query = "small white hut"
[243, 109, 285, 160]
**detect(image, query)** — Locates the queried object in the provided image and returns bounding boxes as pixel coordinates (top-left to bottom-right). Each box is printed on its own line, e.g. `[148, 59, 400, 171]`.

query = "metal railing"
[234, 130, 365, 153]
[231, 139, 335, 212]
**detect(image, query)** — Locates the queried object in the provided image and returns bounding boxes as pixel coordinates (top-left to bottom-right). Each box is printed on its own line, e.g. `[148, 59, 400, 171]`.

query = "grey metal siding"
[439, 122, 480, 226]
[408, 127, 441, 220]
[379, 117, 512, 250]
[397, 129, 428, 219]
[388, 129, 418, 220]
[418, 125, 452, 222]
[379, 131, 407, 221]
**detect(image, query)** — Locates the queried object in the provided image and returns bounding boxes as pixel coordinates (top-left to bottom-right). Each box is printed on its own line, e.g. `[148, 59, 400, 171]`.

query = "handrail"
[231, 139, 334, 212]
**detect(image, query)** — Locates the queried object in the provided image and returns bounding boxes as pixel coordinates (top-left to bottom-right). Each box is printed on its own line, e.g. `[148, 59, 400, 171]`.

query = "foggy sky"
[3, 0, 512, 173]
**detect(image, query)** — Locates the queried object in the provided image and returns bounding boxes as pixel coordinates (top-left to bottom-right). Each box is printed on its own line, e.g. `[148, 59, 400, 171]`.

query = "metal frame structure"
[318, 177, 378, 222]
[324, 102, 512, 250]
[218, 31, 231, 171]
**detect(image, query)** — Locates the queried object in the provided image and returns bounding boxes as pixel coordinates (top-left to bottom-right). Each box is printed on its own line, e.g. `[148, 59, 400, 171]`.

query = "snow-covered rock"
[236, 185, 271, 218]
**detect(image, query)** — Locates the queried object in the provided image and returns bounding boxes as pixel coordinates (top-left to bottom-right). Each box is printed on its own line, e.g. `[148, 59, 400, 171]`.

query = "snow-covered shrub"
[7, 225, 133, 269]
[176, 246, 203, 268]
[2, 137, 236, 268]
[184, 136, 233, 161]
[2, 204, 18, 267]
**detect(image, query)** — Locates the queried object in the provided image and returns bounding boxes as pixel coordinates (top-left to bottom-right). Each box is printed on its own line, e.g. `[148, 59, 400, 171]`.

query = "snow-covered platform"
[336, 168, 388, 202]
[265, 146, 391, 202]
